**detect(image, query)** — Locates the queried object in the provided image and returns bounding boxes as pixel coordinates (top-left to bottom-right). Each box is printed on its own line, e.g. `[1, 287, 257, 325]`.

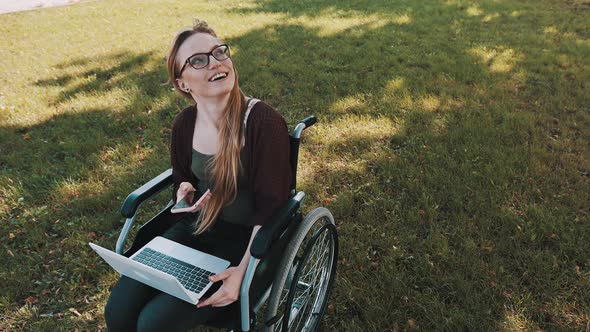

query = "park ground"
[1, 0, 589, 330]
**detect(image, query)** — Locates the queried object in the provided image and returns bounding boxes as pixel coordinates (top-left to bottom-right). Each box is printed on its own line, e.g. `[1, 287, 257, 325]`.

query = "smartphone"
[171, 189, 210, 213]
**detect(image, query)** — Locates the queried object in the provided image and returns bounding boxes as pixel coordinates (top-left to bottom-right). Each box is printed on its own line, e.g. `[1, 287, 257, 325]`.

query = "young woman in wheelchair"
[104, 19, 292, 331]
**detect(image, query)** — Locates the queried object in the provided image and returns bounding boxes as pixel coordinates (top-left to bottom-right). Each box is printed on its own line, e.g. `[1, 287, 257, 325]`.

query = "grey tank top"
[191, 148, 254, 225]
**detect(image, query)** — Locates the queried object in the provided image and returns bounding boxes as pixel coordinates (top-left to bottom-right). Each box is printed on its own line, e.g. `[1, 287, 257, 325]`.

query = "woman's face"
[176, 33, 235, 100]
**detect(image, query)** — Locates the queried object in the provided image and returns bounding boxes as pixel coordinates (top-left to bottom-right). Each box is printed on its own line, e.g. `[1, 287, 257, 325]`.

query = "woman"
[104, 19, 292, 331]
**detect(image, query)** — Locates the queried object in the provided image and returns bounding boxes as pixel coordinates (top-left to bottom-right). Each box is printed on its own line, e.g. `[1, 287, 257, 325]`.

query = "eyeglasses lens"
[189, 45, 230, 70]
[212, 45, 230, 60]
[189, 55, 208, 69]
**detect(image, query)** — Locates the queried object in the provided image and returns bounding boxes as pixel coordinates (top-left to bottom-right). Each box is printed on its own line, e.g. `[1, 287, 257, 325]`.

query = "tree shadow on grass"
[33, 51, 165, 107]
[1, 1, 589, 330]
[0, 50, 182, 331]
[227, 2, 589, 330]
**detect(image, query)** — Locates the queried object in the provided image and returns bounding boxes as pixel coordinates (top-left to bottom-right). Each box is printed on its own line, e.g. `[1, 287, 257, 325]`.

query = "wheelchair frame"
[113, 116, 337, 331]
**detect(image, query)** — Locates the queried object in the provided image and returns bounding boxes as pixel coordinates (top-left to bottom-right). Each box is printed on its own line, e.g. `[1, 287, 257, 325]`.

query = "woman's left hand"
[196, 266, 245, 308]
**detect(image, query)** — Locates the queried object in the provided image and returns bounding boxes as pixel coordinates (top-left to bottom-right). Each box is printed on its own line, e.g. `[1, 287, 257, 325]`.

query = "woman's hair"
[166, 19, 247, 234]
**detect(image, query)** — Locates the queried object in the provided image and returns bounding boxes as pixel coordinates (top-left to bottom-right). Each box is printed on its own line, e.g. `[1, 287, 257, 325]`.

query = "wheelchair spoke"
[299, 232, 327, 278]
[292, 264, 325, 330]
[266, 212, 337, 332]
[287, 226, 335, 331]
[299, 233, 330, 285]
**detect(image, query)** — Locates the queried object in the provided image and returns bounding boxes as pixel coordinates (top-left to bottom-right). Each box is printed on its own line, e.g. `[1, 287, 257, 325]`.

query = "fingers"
[196, 287, 238, 308]
[196, 267, 240, 308]
[209, 269, 231, 283]
[179, 182, 194, 192]
[176, 182, 195, 202]
[178, 182, 195, 194]
[197, 291, 220, 308]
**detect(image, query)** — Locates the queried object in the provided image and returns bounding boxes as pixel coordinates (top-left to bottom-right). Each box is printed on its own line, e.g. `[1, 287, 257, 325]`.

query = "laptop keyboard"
[132, 247, 216, 293]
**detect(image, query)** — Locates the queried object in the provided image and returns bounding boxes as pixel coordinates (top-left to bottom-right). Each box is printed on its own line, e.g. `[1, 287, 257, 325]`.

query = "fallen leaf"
[23, 133, 31, 140]
[69, 308, 82, 317]
[419, 209, 426, 216]
[327, 303, 334, 313]
[9, 233, 15, 239]
[25, 296, 38, 304]
[42, 289, 51, 295]
[408, 319, 419, 330]
[7, 249, 14, 257]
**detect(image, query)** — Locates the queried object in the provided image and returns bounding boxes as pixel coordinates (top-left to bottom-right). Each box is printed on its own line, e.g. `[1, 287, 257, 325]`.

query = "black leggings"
[104, 216, 252, 332]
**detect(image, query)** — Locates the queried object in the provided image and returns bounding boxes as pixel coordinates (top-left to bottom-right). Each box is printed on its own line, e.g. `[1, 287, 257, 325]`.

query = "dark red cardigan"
[170, 101, 292, 226]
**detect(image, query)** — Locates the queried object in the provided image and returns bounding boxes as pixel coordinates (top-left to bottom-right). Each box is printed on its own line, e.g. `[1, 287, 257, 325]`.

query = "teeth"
[209, 73, 227, 82]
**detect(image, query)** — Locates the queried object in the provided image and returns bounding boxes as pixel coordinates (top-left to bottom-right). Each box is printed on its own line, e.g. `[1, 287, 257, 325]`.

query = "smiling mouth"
[208, 72, 228, 82]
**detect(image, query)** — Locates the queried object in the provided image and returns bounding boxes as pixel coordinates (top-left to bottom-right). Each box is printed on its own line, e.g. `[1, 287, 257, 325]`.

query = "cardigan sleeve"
[170, 105, 198, 203]
[246, 102, 292, 226]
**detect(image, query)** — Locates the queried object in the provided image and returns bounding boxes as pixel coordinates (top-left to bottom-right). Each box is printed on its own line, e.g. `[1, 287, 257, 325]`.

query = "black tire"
[264, 207, 338, 331]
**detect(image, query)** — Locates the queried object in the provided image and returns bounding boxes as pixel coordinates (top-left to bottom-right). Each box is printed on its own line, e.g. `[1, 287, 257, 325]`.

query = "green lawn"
[1, 0, 589, 330]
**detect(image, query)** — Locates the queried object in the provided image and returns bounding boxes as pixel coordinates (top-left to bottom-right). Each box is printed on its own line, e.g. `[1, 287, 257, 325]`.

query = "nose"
[207, 54, 221, 69]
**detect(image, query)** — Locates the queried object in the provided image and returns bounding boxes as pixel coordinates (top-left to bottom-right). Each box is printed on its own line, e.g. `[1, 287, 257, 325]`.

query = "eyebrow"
[193, 44, 223, 55]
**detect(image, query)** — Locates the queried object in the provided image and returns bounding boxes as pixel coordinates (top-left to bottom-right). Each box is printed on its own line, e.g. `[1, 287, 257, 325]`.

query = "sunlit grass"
[469, 46, 521, 73]
[1, 0, 589, 330]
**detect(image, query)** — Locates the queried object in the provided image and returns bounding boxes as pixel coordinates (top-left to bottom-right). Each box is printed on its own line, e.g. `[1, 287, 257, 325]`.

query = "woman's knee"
[136, 293, 216, 332]
[104, 276, 155, 331]
[136, 307, 177, 332]
[104, 293, 135, 331]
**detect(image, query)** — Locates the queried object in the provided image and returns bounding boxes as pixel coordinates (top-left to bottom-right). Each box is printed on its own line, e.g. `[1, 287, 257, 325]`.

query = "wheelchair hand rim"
[281, 221, 338, 331]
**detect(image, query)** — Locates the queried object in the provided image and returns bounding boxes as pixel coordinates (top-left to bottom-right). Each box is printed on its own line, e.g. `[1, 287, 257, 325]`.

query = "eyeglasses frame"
[178, 44, 231, 76]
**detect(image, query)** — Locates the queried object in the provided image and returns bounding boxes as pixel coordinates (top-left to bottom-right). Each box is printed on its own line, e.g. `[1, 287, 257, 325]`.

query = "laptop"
[89, 236, 230, 304]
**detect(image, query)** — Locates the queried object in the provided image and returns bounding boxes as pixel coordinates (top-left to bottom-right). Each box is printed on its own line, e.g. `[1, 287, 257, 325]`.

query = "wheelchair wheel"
[264, 207, 338, 331]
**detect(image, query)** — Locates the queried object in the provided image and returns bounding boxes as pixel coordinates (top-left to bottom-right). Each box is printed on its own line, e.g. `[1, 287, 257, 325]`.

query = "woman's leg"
[136, 292, 231, 332]
[105, 216, 250, 331]
[133, 219, 250, 331]
[104, 216, 199, 331]
[196, 220, 253, 266]
[104, 276, 159, 331]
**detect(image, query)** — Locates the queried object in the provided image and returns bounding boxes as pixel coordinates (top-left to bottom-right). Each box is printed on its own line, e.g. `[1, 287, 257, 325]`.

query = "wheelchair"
[113, 116, 338, 331]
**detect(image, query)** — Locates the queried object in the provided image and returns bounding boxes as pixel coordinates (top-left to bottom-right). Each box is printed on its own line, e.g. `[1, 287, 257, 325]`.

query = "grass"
[1, 0, 589, 330]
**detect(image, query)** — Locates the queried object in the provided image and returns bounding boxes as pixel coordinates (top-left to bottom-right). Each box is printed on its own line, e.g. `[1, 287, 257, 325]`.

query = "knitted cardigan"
[170, 101, 292, 226]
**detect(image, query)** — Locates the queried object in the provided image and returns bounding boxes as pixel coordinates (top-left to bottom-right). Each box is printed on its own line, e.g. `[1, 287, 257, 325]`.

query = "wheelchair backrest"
[288, 135, 299, 194]
[288, 115, 317, 195]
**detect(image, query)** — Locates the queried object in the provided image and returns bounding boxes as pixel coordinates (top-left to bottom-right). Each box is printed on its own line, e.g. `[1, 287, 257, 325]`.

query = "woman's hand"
[176, 182, 195, 205]
[191, 189, 211, 212]
[196, 266, 245, 308]
[183, 190, 212, 213]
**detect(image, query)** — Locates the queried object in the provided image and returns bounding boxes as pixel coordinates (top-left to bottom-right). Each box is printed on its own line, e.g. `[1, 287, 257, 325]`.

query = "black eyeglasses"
[178, 44, 231, 76]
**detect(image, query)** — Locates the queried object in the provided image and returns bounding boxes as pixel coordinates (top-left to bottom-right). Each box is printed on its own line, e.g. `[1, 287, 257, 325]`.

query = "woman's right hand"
[176, 182, 195, 204]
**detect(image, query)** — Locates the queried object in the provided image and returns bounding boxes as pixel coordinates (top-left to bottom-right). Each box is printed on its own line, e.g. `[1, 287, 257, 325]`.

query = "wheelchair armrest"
[120, 169, 173, 218]
[250, 192, 304, 259]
